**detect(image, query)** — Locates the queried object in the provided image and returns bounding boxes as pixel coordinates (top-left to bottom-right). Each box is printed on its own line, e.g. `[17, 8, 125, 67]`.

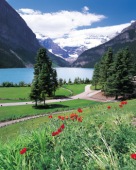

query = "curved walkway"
[0, 85, 101, 128]
[0, 85, 101, 107]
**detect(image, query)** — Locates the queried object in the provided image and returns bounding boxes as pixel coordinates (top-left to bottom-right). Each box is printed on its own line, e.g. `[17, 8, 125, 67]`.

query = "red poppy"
[77, 117, 83, 122]
[61, 116, 65, 120]
[119, 104, 123, 108]
[130, 153, 136, 160]
[57, 128, 62, 133]
[52, 131, 59, 136]
[121, 101, 127, 105]
[48, 115, 53, 118]
[58, 116, 62, 119]
[78, 108, 83, 113]
[70, 113, 78, 119]
[65, 116, 69, 119]
[107, 106, 111, 109]
[60, 124, 65, 129]
[20, 148, 27, 154]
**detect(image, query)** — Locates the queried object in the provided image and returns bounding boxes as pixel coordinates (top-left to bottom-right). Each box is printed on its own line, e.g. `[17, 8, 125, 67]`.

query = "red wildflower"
[52, 124, 65, 136]
[20, 148, 27, 154]
[78, 108, 83, 113]
[58, 116, 62, 119]
[65, 116, 69, 119]
[130, 153, 136, 160]
[77, 117, 83, 122]
[57, 128, 62, 133]
[107, 106, 111, 109]
[70, 113, 78, 119]
[61, 116, 65, 120]
[52, 131, 59, 136]
[119, 104, 123, 108]
[60, 124, 65, 129]
[48, 115, 53, 118]
[121, 101, 127, 105]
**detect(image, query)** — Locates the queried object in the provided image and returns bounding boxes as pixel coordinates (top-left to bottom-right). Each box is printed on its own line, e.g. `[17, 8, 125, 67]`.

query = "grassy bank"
[0, 99, 99, 122]
[0, 84, 87, 103]
[0, 99, 136, 169]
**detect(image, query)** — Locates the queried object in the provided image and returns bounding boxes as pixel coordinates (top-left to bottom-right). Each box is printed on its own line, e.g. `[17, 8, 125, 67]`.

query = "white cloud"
[17, 8, 131, 50]
[54, 23, 130, 48]
[82, 6, 90, 13]
[17, 8, 106, 38]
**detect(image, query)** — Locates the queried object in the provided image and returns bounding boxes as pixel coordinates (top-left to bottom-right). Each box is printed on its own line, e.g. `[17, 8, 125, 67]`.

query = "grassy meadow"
[0, 84, 86, 103]
[0, 99, 136, 169]
[0, 99, 98, 122]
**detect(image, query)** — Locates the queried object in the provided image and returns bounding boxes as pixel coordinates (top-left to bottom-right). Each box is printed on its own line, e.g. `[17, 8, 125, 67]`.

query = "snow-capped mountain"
[36, 23, 131, 62]
[39, 38, 70, 58]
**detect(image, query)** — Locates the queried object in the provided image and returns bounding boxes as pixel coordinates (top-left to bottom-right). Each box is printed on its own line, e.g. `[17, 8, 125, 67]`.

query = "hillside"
[0, 0, 69, 68]
[0, 99, 136, 169]
[72, 21, 136, 68]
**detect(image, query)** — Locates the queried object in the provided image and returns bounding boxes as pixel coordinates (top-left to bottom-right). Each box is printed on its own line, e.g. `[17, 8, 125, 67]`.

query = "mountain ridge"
[0, 0, 69, 68]
[72, 21, 136, 68]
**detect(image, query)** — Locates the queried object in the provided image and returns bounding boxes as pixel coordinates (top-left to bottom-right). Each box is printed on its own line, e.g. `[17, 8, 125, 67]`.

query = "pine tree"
[92, 62, 100, 89]
[38, 63, 49, 105]
[30, 76, 40, 107]
[52, 69, 58, 96]
[105, 48, 134, 99]
[99, 48, 113, 91]
[30, 48, 58, 106]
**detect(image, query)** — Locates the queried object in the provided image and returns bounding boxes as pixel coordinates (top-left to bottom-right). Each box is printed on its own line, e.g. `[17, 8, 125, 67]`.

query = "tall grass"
[0, 100, 136, 169]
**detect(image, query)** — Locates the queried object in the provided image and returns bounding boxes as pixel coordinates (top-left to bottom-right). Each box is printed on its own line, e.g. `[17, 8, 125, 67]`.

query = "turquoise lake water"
[0, 67, 94, 83]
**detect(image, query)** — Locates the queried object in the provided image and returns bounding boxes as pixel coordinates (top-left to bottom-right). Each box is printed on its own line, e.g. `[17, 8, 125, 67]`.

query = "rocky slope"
[39, 38, 70, 58]
[72, 21, 136, 68]
[0, 0, 69, 68]
[0, 0, 41, 68]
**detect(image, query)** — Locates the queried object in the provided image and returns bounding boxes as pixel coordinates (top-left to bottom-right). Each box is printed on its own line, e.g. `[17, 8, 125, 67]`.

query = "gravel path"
[0, 85, 102, 127]
[0, 85, 101, 107]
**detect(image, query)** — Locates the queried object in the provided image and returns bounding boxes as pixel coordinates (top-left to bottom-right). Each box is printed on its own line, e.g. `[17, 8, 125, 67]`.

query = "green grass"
[0, 99, 99, 122]
[91, 85, 102, 90]
[62, 84, 86, 95]
[0, 99, 136, 169]
[0, 87, 30, 102]
[0, 84, 87, 103]
[55, 86, 71, 97]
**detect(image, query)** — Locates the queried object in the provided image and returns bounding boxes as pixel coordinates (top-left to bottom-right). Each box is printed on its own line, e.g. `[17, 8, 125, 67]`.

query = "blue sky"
[6, 0, 136, 48]
[8, 0, 136, 26]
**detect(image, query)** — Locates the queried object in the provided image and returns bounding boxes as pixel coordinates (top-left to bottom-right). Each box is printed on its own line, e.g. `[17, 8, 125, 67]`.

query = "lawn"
[62, 84, 87, 95]
[0, 99, 99, 122]
[0, 84, 87, 103]
[0, 99, 136, 169]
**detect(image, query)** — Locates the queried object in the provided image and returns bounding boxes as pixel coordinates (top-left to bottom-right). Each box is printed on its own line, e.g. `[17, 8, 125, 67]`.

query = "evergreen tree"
[52, 69, 58, 96]
[58, 78, 63, 87]
[30, 48, 58, 106]
[92, 62, 100, 89]
[68, 78, 72, 84]
[38, 63, 49, 105]
[105, 48, 134, 99]
[120, 48, 134, 98]
[30, 76, 40, 107]
[99, 48, 113, 91]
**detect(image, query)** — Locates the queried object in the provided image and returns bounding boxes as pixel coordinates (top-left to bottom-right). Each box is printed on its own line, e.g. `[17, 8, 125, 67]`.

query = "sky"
[6, 0, 136, 48]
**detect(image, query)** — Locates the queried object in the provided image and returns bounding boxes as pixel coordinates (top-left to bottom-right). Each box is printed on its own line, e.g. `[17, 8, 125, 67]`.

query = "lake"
[0, 67, 94, 84]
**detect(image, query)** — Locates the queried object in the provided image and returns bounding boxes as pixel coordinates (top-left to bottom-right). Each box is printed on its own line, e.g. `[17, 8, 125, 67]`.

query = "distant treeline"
[0, 77, 92, 87]
[0, 81, 31, 87]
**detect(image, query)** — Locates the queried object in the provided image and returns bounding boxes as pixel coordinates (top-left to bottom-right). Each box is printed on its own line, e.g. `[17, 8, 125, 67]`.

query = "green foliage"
[30, 48, 58, 106]
[93, 47, 135, 99]
[0, 99, 97, 122]
[92, 62, 100, 89]
[0, 100, 136, 169]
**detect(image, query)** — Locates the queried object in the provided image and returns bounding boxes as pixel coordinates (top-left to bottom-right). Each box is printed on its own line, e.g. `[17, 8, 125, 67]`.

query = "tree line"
[92, 47, 136, 99]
